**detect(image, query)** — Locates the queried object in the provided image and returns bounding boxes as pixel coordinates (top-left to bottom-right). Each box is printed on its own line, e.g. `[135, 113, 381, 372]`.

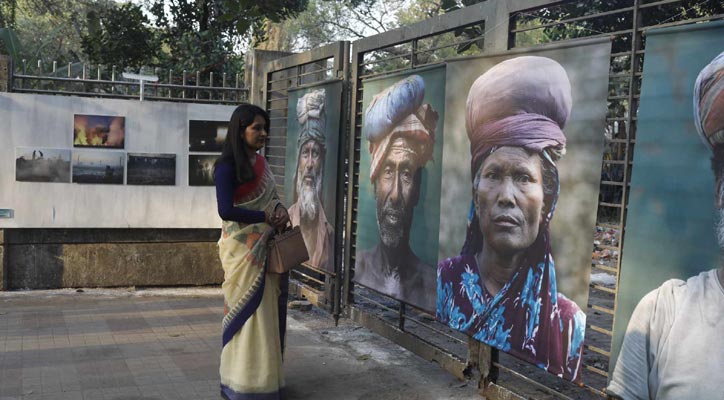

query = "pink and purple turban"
[465, 56, 571, 179]
[364, 75, 438, 183]
[694, 52, 724, 151]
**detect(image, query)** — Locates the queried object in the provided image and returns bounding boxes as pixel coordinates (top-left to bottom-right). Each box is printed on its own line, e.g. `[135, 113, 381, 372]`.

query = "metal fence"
[8, 59, 248, 104]
[266, 0, 722, 399]
[262, 42, 350, 322]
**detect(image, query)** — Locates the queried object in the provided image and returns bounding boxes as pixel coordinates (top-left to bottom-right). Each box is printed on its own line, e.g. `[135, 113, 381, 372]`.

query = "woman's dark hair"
[214, 103, 270, 184]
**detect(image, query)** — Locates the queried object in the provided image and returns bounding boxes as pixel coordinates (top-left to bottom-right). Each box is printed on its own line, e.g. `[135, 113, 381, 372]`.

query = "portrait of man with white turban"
[288, 89, 335, 272]
[608, 50, 724, 400]
[355, 74, 439, 311]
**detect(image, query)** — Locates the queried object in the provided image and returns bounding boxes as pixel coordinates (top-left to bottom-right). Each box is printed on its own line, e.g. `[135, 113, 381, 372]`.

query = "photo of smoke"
[72, 150, 125, 184]
[73, 114, 125, 148]
[189, 120, 228, 152]
[188, 154, 217, 186]
[127, 153, 176, 186]
[15, 147, 71, 183]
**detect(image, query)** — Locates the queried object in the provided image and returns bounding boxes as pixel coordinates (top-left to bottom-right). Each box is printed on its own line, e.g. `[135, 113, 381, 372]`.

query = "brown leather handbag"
[267, 225, 309, 274]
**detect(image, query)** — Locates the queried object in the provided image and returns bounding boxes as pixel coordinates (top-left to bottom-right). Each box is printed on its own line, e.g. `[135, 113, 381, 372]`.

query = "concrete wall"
[0, 92, 236, 229]
[4, 228, 222, 290]
[0, 93, 240, 289]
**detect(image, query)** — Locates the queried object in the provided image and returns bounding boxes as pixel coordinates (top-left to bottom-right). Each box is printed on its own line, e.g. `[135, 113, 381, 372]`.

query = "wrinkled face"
[298, 140, 323, 191]
[242, 115, 267, 151]
[296, 140, 324, 220]
[475, 146, 544, 256]
[374, 137, 419, 248]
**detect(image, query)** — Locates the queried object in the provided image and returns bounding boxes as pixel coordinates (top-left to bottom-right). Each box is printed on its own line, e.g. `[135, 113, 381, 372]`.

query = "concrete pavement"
[0, 288, 480, 400]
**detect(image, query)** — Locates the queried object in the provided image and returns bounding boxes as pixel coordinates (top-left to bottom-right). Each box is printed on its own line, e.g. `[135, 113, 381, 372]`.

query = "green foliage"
[81, 3, 157, 69]
[0, 27, 21, 60]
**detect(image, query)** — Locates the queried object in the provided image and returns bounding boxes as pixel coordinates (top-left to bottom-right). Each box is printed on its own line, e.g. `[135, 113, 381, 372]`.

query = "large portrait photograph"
[73, 114, 125, 148]
[15, 147, 71, 183]
[607, 22, 724, 400]
[354, 66, 446, 313]
[436, 41, 612, 382]
[283, 81, 343, 273]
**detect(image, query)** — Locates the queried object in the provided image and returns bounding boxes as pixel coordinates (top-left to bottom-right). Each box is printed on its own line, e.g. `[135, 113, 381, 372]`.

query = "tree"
[81, 3, 157, 70]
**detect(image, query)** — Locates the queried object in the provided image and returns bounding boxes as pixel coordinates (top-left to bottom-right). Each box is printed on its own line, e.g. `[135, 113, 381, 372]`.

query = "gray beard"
[297, 174, 322, 221]
[377, 206, 404, 249]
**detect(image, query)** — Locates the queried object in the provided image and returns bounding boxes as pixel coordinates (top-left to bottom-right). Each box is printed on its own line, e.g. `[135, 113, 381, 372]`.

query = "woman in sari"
[214, 104, 290, 399]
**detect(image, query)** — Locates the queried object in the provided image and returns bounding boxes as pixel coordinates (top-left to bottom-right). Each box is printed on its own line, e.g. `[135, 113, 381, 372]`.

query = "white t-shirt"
[607, 269, 724, 399]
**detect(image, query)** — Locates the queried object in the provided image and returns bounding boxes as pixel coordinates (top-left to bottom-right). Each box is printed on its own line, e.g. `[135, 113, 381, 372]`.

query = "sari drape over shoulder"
[218, 155, 285, 400]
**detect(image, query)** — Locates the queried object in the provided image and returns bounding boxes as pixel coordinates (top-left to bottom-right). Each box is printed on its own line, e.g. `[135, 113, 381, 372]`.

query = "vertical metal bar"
[82, 63, 86, 80]
[410, 39, 418, 68]
[222, 72, 227, 101]
[235, 73, 240, 101]
[97, 65, 101, 80]
[611, 0, 641, 367]
[154, 68, 160, 97]
[344, 48, 364, 312]
[182, 70, 187, 99]
[196, 70, 200, 100]
[333, 41, 351, 325]
[210, 71, 214, 100]
[168, 69, 173, 98]
[52, 61, 57, 91]
[67, 62, 71, 79]
[111, 65, 116, 93]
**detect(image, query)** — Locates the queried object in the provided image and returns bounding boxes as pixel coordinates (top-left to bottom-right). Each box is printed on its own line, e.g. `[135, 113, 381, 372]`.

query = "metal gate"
[262, 42, 350, 322]
[263, 1, 724, 398]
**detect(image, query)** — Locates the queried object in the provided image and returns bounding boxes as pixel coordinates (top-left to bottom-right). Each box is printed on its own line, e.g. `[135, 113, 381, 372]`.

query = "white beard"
[297, 173, 322, 221]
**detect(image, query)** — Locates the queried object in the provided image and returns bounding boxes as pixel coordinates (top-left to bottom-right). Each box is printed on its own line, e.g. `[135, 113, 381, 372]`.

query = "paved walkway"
[0, 288, 480, 400]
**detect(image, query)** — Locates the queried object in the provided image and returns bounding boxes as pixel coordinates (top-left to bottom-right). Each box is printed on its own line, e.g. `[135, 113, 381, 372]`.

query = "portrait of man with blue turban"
[355, 75, 439, 311]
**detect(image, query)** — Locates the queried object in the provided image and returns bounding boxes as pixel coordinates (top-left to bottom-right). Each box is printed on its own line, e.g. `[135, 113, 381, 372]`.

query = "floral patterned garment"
[437, 254, 585, 382]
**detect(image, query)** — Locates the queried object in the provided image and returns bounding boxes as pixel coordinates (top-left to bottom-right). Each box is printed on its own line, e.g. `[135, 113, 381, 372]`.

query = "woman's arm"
[214, 162, 266, 224]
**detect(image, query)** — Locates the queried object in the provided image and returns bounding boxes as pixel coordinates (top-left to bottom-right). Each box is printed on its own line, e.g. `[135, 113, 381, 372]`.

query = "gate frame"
[262, 41, 351, 323]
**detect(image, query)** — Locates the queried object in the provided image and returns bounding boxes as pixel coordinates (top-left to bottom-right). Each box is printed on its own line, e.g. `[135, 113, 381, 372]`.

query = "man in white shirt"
[607, 52, 724, 400]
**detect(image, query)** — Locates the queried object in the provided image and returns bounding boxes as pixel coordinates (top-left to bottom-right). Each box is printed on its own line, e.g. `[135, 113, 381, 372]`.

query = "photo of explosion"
[73, 114, 125, 148]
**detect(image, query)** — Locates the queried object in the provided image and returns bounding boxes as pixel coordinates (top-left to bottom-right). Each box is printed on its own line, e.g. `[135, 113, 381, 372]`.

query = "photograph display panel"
[189, 120, 228, 152]
[437, 41, 611, 382]
[610, 21, 724, 382]
[73, 114, 125, 149]
[127, 153, 176, 186]
[189, 154, 218, 186]
[15, 147, 71, 183]
[283, 80, 343, 273]
[72, 150, 125, 184]
[354, 66, 446, 313]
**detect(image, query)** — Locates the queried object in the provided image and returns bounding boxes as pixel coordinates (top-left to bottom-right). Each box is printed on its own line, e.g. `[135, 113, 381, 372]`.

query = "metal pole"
[196, 71, 200, 100]
[182, 70, 187, 99]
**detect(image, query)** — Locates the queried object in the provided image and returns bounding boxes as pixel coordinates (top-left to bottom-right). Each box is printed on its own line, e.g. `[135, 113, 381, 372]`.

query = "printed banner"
[437, 41, 611, 382]
[284, 80, 343, 273]
[354, 65, 446, 313]
[609, 21, 724, 398]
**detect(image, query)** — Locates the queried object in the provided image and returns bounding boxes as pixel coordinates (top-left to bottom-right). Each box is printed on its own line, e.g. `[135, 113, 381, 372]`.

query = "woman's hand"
[269, 204, 290, 231]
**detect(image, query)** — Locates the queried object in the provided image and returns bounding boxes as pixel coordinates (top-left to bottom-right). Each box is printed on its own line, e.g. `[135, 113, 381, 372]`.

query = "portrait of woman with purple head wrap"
[436, 53, 614, 382]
